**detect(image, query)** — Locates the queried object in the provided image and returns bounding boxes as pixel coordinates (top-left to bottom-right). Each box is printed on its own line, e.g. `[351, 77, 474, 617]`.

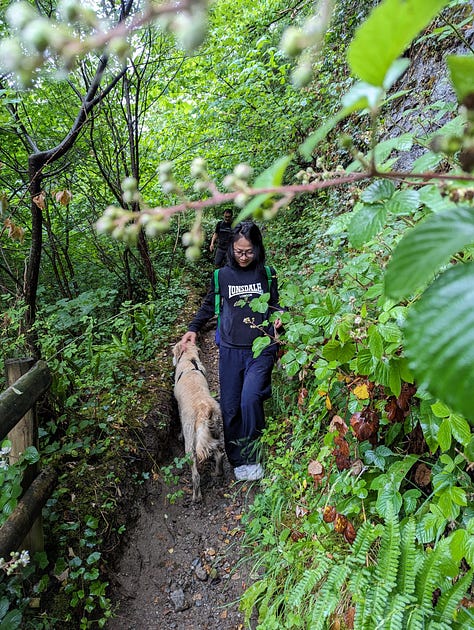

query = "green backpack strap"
[265, 265, 272, 288]
[214, 268, 221, 322]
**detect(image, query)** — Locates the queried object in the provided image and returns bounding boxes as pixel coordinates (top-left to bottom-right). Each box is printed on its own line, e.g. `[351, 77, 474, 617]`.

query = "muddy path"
[106, 325, 259, 630]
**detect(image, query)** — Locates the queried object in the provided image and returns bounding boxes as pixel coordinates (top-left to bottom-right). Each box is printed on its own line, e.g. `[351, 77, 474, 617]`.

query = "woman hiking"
[179, 221, 283, 481]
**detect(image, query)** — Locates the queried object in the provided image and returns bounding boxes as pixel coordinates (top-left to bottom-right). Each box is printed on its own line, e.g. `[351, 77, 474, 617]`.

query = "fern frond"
[239, 578, 271, 624]
[452, 604, 474, 629]
[288, 559, 331, 610]
[309, 564, 349, 630]
[434, 568, 474, 622]
[397, 517, 417, 596]
[374, 504, 400, 592]
[348, 520, 384, 568]
[415, 538, 451, 609]
[383, 593, 417, 630]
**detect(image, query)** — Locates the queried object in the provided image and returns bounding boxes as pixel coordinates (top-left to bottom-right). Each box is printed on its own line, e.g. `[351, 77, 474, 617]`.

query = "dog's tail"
[195, 400, 222, 463]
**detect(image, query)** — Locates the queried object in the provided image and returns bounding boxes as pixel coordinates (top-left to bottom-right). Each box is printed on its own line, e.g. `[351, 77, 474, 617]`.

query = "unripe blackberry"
[7, 2, 37, 29]
[0, 39, 24, 72]
[233, 163, 253, 180]
[185, 245, 201, 261]
[234, 193, 249, 208]
[291, 62, 313, 88]
[182, 231, 193, 246]
[280, 26, 303, 58]
[174, 10, 207, 51]
[222, 174, 236, 189]
[96, 216, 114, 234]
[23, 18, 52, 53]
[190, 157, 207, 178]
[108, 37, 130, 61]
[59, 0, 81, 22]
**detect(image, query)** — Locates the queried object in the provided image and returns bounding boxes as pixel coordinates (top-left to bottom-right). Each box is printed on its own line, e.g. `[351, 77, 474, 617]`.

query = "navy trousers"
[218, 344, 277, 467]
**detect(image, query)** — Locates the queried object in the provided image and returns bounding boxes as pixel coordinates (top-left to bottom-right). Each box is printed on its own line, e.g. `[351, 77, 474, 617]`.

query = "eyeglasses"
[233, 248, 255, 258]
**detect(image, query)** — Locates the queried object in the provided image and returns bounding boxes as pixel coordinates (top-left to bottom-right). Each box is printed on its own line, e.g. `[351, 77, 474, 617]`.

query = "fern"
[434, 568, 474, 622]
[415, 538, 451, 609]
[288, 560, 331, 610]
[397, 517, 417, 596]
[370, 504, 401, 624]
[308, 564, 349, 630]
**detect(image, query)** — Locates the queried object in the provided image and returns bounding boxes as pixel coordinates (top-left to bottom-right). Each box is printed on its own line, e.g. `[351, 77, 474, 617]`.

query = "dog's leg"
[212, 449, 224, 477]
[191, 452, 202, 502]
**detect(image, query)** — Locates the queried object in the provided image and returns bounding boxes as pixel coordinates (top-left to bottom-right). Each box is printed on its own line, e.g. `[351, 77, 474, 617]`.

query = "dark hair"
[227, 221, 266, 268]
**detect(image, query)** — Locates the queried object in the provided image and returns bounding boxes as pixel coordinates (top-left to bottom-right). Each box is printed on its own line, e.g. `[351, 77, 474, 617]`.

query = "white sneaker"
[234, 465, 249, 481]
[245, 463, 264, 480]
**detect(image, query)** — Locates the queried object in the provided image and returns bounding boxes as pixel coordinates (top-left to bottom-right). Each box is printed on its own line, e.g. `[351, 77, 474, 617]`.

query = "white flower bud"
[7, 2, 37, 30]
[190, 157, 207, 178]
[234, 193, 249, 208]
[222, 174, 236, 189]
[233, 163, 253, 180]
[182, 231, 193, 246]
[291, 62, 313, 88]
[174, 9, 208, 51]
[185, 245, 201, 261]
[122, 177, 137, 193]
[23, 18, 54, 53]
[0, 39, 23, 72]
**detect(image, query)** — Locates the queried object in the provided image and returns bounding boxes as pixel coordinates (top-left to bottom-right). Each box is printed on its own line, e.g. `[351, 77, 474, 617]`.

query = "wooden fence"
[0, 359, 57, 559]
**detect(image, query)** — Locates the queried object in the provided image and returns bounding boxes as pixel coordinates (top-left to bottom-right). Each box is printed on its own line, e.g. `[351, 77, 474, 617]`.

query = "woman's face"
[233, 236, 255, 268]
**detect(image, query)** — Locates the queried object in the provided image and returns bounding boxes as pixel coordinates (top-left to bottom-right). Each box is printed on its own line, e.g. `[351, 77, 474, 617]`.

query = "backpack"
[213, 265, 272, 345]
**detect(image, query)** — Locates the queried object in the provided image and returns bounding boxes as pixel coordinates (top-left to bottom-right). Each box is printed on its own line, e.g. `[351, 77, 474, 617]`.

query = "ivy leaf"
[404, 263, 474, 419]
[385, 206, 474, 301]
[235, 155, 292, 222]
[347, 0, 451, 87]
[349, 203, 387, 247]
[447, 55, 474, 104]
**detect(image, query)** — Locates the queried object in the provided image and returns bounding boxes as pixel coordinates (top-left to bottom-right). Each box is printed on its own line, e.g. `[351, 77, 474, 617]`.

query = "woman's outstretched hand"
[180, 331, 197, 350]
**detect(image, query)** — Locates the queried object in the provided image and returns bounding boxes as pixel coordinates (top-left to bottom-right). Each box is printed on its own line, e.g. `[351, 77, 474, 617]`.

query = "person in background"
[180, 221, 283, 481]
[209, 209, 233, 267]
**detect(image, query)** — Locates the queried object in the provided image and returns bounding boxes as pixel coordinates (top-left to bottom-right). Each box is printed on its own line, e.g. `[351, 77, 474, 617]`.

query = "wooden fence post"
[4, 358, 43, 554]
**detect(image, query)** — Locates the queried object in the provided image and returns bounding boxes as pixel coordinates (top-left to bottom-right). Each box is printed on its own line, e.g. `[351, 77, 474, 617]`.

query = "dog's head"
[172, 341, 199, 366]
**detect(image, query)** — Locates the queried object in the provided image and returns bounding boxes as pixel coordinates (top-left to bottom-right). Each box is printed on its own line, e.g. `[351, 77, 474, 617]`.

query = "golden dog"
[172, 342, 224, 502]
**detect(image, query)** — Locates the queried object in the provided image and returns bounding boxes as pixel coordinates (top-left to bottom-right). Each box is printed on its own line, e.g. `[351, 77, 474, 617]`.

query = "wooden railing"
[0, 359, 57, 559]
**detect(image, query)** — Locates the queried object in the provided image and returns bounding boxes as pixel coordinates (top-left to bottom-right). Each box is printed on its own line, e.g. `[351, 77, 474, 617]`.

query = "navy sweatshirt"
[188, 263, 281, 348]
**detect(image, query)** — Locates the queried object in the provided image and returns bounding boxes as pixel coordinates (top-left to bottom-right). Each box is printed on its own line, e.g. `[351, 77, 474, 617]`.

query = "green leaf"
[450, 414, 472, 446]
[361, 180, 395, 203]
[347, 0, 451, 86]
[465, 437, 474, 462]
[404, 263, 474, 419]
[0, 609, 22, 630]
[437, 418, 452, 452]
[252, 335, 271, 357]
[419, 401, 441, 453]
[386, 189, 420, 216]
[447, 55, 474, 104]
[385, 206, 474, 301]
[322, 340, 355, 363]
[235, 155, 292, 222]
[349, 203, 388, 247]
[368, 326, 384, 360]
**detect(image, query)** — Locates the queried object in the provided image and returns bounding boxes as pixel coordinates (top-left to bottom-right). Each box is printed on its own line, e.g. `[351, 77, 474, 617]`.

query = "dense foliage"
[0, 0, 473, 627]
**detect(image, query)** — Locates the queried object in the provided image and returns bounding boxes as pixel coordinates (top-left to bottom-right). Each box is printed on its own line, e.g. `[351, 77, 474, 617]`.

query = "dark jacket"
[188, 263, 281, 348]
[214, 220, 233, 250]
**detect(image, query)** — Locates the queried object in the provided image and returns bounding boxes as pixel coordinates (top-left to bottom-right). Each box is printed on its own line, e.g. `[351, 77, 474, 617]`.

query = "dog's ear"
[172, 343, 182, 366]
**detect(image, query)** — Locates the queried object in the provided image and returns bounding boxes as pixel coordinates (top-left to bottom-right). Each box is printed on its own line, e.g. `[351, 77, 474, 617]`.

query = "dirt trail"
[106, 326, 258, 630]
